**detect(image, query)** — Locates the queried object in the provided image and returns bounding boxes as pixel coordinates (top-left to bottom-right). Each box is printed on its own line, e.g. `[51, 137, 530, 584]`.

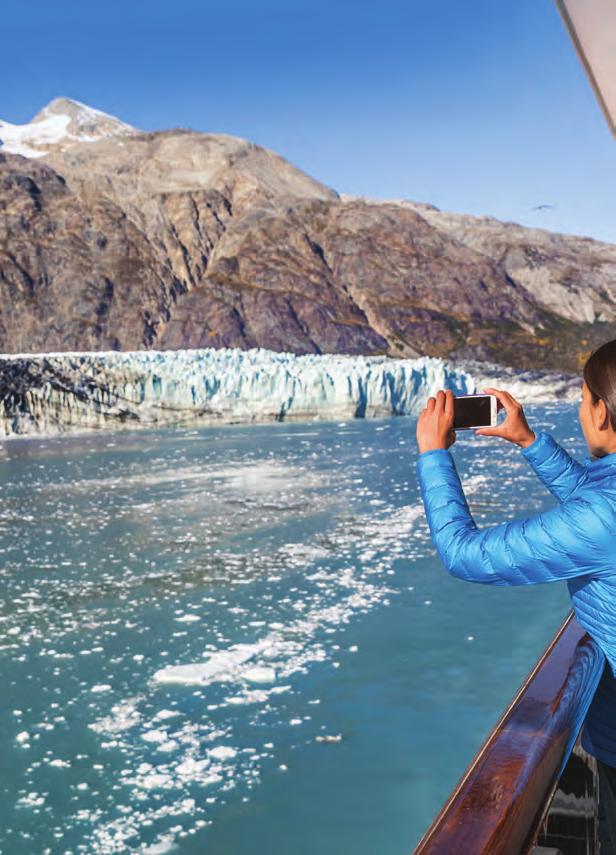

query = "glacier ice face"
[0, 347, 580, 438]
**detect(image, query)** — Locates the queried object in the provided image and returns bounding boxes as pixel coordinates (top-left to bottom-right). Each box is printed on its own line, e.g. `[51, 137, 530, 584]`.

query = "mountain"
[1, 97, 615, 371]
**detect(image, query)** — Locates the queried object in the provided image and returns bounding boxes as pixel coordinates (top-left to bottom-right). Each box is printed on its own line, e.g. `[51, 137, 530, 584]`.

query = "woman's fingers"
[417, 390, 456, 452]
[419, 388, 526, 448]
[483, 387, 521, 412]
[428, 390, 454, 425]
[474, 387, 533, 448]
[476, 389, 509, 437]
[482, 387, 510, 404]
[475, 426, 504, 437]
[483, 388, 519, 408]
[482, 387, 507, 412]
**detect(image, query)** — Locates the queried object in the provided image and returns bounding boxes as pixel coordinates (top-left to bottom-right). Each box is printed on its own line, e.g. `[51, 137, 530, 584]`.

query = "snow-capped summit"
[32, 97, 135, 137]
[0, 97, 136, 158]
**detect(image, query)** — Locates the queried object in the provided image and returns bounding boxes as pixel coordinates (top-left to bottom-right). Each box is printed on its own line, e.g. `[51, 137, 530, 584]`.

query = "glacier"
[0, 347, 580, 438]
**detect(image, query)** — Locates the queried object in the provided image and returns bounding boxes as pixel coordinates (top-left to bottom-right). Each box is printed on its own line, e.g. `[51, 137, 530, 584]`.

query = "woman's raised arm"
[521, 431, 589, 503]
[416, 447, 612, 586]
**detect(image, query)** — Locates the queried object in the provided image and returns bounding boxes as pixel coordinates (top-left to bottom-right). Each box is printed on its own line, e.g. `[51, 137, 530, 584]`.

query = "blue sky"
[3, 0, 615, 242]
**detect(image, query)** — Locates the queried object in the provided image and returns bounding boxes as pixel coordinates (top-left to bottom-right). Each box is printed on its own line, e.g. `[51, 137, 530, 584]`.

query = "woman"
[415, 339, 616, 849]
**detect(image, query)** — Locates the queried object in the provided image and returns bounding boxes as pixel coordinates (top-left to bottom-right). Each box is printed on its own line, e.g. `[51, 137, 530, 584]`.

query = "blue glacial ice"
[0, 346, 580, 436]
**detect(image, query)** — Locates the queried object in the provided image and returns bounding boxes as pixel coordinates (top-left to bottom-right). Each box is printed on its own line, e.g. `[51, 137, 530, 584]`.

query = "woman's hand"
[416, 389, 457, 453]
[475, 388, 536, 448]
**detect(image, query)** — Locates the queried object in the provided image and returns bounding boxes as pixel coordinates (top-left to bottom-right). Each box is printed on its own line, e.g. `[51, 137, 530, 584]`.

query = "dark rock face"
[0, 153, 180, 352]
[1, 100, 616, 372]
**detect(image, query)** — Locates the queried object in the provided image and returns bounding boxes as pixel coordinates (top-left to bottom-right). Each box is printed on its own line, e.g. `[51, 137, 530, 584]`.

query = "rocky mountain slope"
[1, 98, 615, 371]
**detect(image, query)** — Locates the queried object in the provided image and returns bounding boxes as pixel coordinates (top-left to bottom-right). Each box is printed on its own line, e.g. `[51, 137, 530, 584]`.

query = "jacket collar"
[585, 451, 616, 471]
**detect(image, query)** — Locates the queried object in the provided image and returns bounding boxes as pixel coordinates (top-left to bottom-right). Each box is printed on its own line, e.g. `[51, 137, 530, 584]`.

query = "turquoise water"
[1, 404, 582, 853]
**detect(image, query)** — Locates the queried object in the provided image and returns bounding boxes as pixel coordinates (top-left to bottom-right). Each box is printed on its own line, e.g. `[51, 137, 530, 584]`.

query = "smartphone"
[453, 394, 498, 430]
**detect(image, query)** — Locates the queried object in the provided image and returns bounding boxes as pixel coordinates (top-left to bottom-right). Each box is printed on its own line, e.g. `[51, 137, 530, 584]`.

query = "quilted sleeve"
[521, 431, 588, 503]
[416, 448, 614, 585]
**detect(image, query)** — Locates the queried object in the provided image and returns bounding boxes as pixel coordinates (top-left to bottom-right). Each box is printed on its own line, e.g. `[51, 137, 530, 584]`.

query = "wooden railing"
[413, 613, 605, 855]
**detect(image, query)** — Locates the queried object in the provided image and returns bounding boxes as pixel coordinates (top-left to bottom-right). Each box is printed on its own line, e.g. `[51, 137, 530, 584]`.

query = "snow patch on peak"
[32, 97, 134, 133]
[0, 97, 136, 159]
[32, 97, 104, 121]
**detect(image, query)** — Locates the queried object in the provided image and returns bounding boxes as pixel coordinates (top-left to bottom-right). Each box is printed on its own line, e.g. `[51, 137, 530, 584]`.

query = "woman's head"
[580, 339, 616, 456]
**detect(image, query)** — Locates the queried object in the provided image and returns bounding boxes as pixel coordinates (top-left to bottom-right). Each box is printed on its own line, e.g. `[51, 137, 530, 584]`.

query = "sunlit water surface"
[0, 403, 582, 853]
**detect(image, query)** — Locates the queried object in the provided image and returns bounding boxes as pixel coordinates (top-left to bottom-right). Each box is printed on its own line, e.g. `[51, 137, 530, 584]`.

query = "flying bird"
[531, 204, 555, 211]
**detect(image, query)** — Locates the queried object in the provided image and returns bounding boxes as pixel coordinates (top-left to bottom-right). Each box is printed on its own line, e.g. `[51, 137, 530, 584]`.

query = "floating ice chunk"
[225, 689, 271, 705]
[91, 684, 112, 693]
[153, 709, 182, 721]
[244, 666, 276, 684]
[175, 614, 200, 623]
[208, 746, 237, 761]
[152, 642, 268, 686]
[176, 757, 211, 778]
[89, 697, 143, 734]
[17, 791, 45, 806]
[141, 833, 179, 855]
[139, 773, 174, 790]
[15, 731, 30, 744]
[141, 729, 169, 743]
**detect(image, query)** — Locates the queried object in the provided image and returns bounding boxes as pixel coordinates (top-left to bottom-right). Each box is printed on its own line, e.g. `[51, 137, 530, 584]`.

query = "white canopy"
[557, 0, 616, 137]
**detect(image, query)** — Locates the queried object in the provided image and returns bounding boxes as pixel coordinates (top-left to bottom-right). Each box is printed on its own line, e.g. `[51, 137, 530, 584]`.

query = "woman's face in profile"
[578, 380, 615, 456]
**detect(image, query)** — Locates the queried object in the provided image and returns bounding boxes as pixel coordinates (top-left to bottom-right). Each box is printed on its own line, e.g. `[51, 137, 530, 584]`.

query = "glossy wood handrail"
[413, 612, 605, 855]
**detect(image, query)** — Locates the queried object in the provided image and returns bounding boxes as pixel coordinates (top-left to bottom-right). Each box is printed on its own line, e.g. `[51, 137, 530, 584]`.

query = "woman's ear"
[592, 397, 610, 431]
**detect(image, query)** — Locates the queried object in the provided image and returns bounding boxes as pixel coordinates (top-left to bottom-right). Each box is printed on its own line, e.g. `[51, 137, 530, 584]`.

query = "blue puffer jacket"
[417, 430, 616, 765]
